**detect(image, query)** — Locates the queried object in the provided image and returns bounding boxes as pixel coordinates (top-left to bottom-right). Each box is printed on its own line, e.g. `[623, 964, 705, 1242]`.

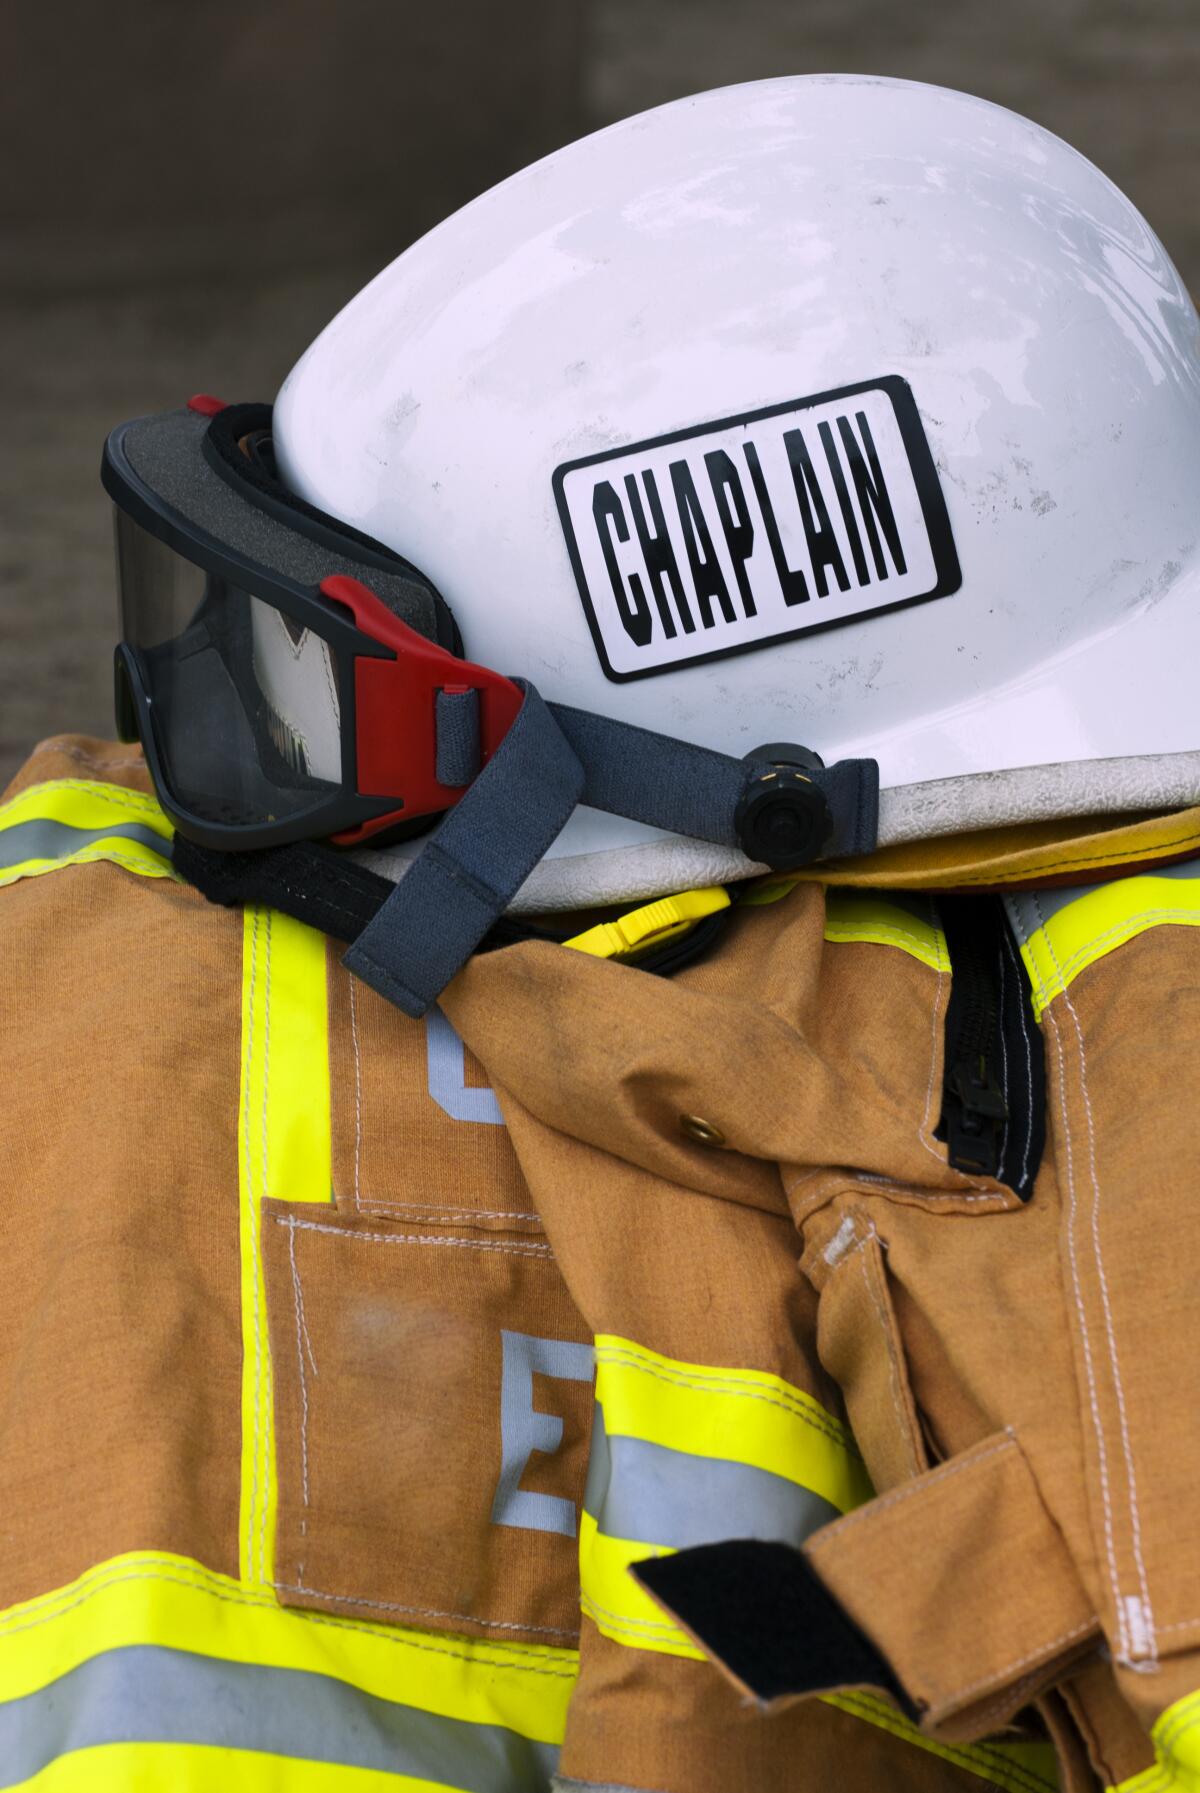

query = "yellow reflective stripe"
[565, 886, 730, 961]
[738, 872, 805, 907]
[0, 1551, 573, 1746]
[0, 778, 177, 887]
[1008, 872, 1200, 1020]
[578, 1512, 702, 1661]
[823, 889, 946, 970]
[586, 1339, 869, 1665]
[825, 1691, 1060, 1793]
[0, 778, 169, 833]
[238, 907, 333, 1588]
[593, 1335, 872, 1515]
[741, 879, 947, 971]
[1110, 1687, 1200, 1792]
[18, 1744, 458, 1792]
[581, 1535, 1061, 1789]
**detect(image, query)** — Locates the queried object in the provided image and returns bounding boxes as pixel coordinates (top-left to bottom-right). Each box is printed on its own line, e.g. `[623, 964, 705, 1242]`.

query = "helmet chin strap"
[336, 681, 878, 1017]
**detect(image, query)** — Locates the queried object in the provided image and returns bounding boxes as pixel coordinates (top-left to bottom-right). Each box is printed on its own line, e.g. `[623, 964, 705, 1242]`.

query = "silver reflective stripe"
[583, 1404, 840, 1551]
[552, 1780, 646, 1792]
[1006, 854, 1200, 944]
[425, 1004, 505, 1124]
[0, 1643, 559, 1790]
[492, 1330, 595, 1537]
[0, 816, 170, 871]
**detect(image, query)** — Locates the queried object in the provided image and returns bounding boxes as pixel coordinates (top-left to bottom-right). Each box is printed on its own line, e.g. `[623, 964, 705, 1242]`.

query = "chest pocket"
[259, 956, 593, 1649]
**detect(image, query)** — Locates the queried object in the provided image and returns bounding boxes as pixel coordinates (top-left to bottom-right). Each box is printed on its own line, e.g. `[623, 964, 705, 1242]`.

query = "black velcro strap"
[634, 1540, 917, 1716]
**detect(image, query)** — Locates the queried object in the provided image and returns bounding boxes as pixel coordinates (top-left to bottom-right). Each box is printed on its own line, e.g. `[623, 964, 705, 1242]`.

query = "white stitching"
[579, 1591, 683, 1635]
[241, 908, 263, 1584]
[274, 1216, 554, 1257]
[592, 1347, 859, 1453]
[275, 1580, 579, 1640]
[342, 981, 537, 1224]
[1041, 990, 1124, 1658]
[0, 849, 180, 887]
[1034, 894, 1156, 1662]
[930, 1617, 1096, 1711]
[805, 1432, 1016, 1543]
[279, 1216, 566, 1641]
[841, 1170, 1005, 1206]
[1028, 909, 1200, 1001]
[357, 1200, 543, 1223]
[0, 776, 164, 815]
[348, 972, 364, 1212]
[963, 1657, 1075, 1735]
[848, 1227, 924, 1480]
[288, 1223, 315, 1536]
[593, 1346, 855, 1439]
[255, 911, 275, 1587]
[1072, 978, 1156, 1660]
[785, 1167, 1007, 1208]
[0, 1560, 578, 1674]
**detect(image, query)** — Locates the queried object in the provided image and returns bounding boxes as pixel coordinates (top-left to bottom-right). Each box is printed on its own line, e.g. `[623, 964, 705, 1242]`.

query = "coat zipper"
[935, 895, 1045, 1200]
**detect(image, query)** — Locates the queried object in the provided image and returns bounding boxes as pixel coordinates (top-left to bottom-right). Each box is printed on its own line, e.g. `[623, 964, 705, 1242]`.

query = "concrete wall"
[0, 1, 587, 778]
[3, 0, 1199, 781]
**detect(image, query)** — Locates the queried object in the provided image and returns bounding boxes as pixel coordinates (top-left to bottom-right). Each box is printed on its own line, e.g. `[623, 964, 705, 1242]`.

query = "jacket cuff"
[635, 1430, 1098, 1743]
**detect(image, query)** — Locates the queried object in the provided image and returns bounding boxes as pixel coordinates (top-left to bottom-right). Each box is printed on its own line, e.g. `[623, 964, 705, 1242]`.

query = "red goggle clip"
[320, 575, 523, 846]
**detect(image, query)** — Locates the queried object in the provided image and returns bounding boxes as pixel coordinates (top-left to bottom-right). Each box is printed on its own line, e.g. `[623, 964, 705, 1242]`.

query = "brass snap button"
[680, 1114, 725, 1147]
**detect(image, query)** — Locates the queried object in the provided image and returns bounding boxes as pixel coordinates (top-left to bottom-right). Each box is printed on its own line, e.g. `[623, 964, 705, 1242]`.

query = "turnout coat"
[4, 733, 1200, 1792]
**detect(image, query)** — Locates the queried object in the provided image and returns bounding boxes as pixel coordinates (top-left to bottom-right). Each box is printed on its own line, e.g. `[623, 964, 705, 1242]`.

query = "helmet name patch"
[554, 376, 960, 681]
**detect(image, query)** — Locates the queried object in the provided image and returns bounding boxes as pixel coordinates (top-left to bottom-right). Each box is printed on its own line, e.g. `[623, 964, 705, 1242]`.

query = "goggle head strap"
[341, 684, 879, 1016]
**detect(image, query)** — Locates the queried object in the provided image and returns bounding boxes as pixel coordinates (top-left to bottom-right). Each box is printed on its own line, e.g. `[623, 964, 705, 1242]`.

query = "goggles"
[105, 395, 880, 1017]
[104, 396, 522, 850]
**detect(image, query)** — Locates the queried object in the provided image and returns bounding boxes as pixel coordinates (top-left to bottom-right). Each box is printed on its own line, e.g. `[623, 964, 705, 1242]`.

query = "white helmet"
[275, 73, 1200, 910]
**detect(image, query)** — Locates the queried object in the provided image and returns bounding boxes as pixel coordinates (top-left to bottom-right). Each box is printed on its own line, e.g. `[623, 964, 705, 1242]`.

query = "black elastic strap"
[634, 1540, 917, 1716]
[172, 834, 392, 943]
[173, 833, 732, 977]
[180, 684, 878, 1020]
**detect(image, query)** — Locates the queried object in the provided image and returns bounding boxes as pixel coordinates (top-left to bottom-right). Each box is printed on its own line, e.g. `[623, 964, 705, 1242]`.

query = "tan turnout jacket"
[5, 735, 1200, 1792]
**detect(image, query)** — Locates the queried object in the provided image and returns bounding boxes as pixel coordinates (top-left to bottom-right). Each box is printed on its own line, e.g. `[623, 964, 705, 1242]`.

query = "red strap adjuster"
[320, 575, 523, 840]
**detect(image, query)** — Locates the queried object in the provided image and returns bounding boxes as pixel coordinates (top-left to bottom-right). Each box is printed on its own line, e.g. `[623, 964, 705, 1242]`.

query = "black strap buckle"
[736, 742, 835, 870]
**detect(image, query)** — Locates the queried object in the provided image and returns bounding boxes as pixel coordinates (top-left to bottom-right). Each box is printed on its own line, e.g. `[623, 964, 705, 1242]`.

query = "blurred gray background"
[3, 0, 1198, 784]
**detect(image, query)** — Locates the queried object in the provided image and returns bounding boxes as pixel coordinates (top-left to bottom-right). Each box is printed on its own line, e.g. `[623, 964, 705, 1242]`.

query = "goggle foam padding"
[119, 404, 458, 650]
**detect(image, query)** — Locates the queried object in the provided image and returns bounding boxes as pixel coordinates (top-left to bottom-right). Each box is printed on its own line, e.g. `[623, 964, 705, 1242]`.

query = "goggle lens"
[114, 508, 345, 828]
